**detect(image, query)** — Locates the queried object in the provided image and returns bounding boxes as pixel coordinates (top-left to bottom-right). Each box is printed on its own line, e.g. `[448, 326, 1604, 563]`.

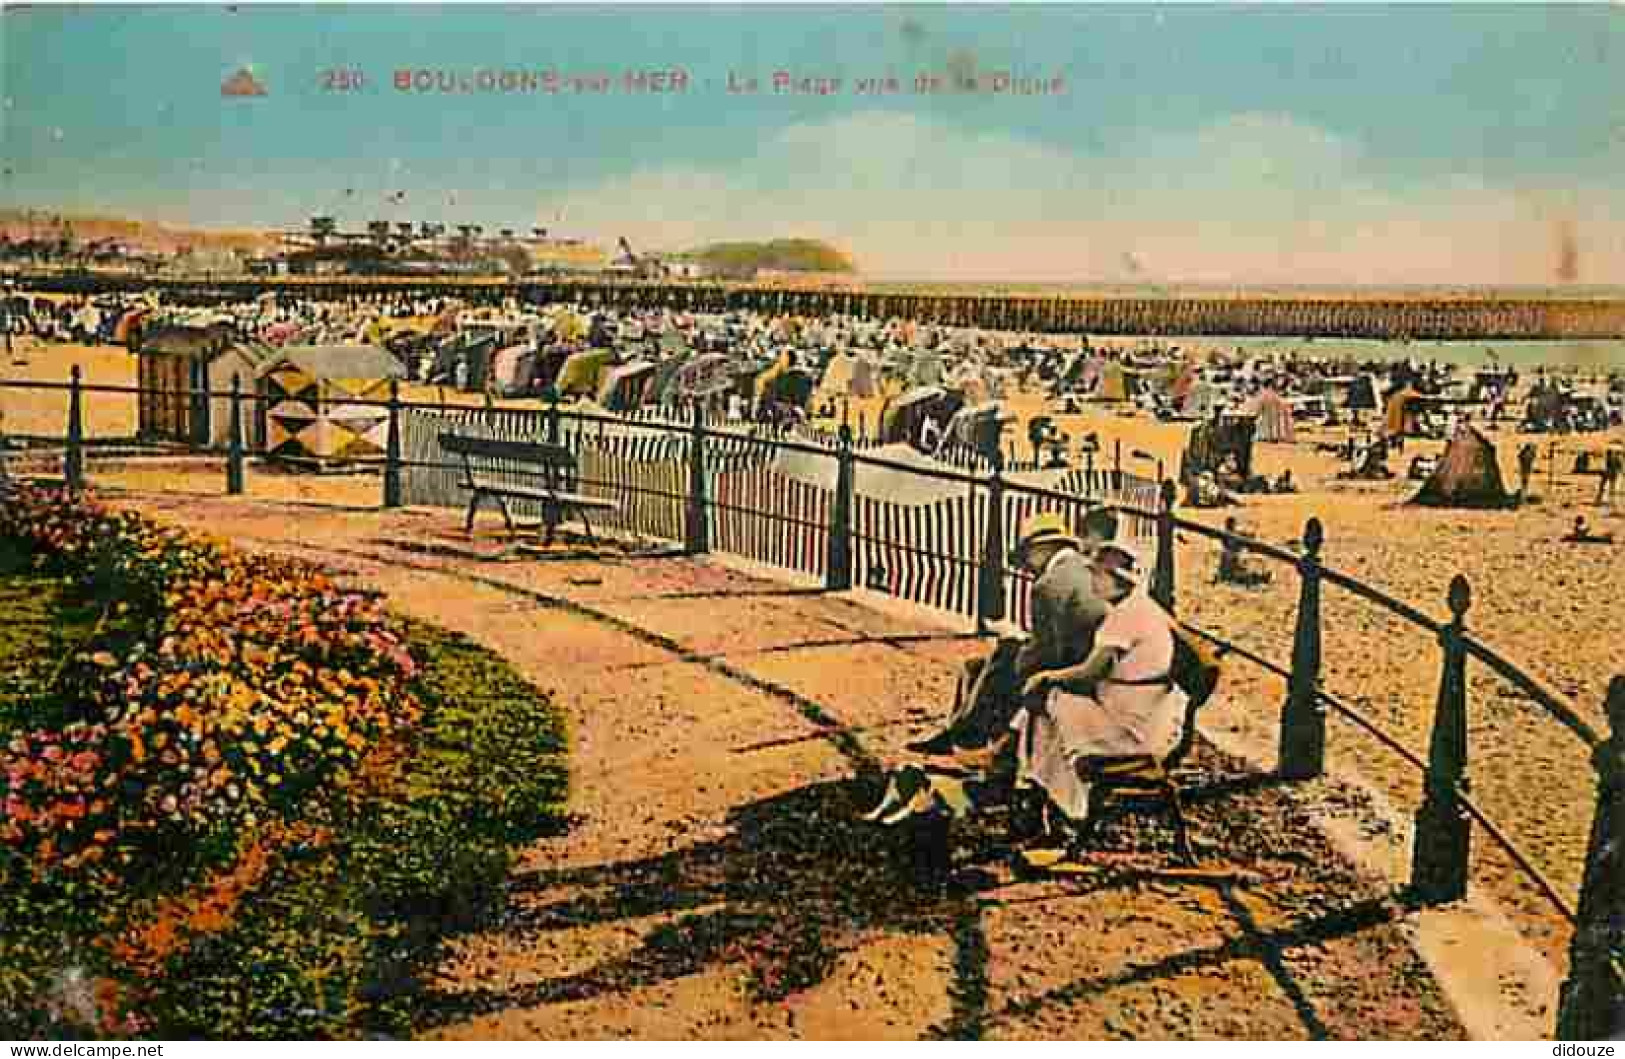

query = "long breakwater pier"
[17, 271, 1625, 339]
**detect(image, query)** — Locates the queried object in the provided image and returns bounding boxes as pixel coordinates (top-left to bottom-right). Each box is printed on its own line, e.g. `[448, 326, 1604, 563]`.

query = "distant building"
[667, 260, 709, 280]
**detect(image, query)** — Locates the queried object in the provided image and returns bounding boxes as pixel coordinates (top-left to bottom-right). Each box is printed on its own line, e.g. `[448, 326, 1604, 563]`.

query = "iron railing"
[1, 368, 1621, 1039]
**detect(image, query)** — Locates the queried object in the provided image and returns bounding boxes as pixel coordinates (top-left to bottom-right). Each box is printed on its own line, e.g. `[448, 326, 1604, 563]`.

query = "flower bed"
[0, 486, 569, 1038]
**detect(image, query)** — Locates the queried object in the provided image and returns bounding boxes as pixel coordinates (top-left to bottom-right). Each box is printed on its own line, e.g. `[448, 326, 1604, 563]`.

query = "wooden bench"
[438, 433, 618, 546]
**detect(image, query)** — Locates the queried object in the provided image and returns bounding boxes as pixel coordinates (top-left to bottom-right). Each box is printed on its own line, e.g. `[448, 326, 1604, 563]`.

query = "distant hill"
[685, 238, 856, 280]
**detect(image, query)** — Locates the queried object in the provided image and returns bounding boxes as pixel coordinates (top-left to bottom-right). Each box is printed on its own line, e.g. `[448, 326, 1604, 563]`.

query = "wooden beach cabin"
[136, 322, 273, 449]
[257, 344, 406, 465]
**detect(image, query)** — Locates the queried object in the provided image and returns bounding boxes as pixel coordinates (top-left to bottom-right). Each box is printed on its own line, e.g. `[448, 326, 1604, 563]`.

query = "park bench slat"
[438, 431, 619, 545]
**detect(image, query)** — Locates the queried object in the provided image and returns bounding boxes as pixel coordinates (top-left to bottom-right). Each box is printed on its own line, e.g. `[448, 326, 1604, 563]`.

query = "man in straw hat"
[905, 506, 1116, 759]
[867, 506, 1114, 834]
[1011, 537, 1188, 853]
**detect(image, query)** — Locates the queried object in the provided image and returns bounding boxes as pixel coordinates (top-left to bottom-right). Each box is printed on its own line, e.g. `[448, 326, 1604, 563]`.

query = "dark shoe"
[1006, 787, 1046, 846]
[905, 732, 959, 756]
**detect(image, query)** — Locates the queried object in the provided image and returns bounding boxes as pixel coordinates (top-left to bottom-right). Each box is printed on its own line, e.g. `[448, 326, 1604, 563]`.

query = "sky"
[4, 3, 1625, 285]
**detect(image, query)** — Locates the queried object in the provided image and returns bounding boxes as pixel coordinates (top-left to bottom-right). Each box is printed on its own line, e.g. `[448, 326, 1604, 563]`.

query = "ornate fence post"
[382, 378, 402, 509]
[546, 387, 562, 447]
[64, 364, 84, 492]
[1411, 575, 1473, 905]
[1113, 439, 1123, 491]
[227, 372, 245, 496]
[1557, 676, 1625, 1040]
[825, 424, 854, 591]
[977, 451, 1007, 632]
[1152, 478, 1177, 614]
[685, 398, 710, 554]
[1279, 517, 1326, 779]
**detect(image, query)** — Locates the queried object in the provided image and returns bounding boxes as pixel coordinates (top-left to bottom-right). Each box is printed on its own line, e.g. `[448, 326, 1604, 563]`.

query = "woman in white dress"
[1011, 540, 1188, 830]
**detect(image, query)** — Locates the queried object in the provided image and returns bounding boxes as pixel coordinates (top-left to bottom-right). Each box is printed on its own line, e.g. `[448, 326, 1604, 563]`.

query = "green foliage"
[170, 621, 569, 1038]
[142, 852, 377, 1040]
[0, 490, 570, 1038]
[686, 238, 856, 280]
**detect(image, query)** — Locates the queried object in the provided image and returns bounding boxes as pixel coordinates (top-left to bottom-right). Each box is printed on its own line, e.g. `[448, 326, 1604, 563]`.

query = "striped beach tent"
[1248, 389, 1296, 443]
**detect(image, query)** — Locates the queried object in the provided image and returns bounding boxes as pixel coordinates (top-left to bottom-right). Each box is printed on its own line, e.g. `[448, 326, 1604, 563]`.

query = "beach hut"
[943, 401, 1014, 457]
[761, 367, 817, 411]
[1249, 389, 1297, 443]
[597, 360, 657, 412]
[136, 325, 273, 448]
[258, 344, 405, 464]
[676, 352, 734, 398]
[1345, 374, 1381, 412]
[555, 348, 615, 397]
[908, 349, 946, 388]
[818, 352, 857, 398]
[880, 386, 962, 446]
[1181, 381, 1224, 420]
[649, 355, 690, 405]
[1385, 386, 1425, 438]
[1096, 362, 1140, 403]
[489, 343, 538, 397]
[1410, 425, 1513, 508]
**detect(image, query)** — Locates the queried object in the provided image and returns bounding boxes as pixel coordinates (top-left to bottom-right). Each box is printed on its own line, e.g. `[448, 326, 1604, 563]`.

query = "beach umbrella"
[597, 360, 657, 411]
[677, 352, 734, 397]
[556, 348, 614, 396]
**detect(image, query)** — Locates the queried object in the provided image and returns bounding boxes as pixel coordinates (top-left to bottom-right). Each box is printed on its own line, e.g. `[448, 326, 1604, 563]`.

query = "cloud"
[220, 68, 267, 98]
[546, 110, 1625, 285]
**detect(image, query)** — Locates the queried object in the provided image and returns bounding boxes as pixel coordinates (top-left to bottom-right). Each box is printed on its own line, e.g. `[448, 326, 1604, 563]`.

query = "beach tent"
[556, 348, 615, 397]
[649, 355, 691, 405]
[880, 386, 962, 445]
[761, 367, 817, 410]
[489, 343, 538, 397]
[849, 355, 879, 398]
[818, 353, 858, 397]
[1346, 374, 1381, 412]
[676, 352, 734, 397]
[943, 401, 1014, 456]
[1410, 425, 1513, 508]
[1169, 364, 1199, 404]
[530, 345, 575, 392]
[753, 350, 793, 402]
[908, 349, 946, 388]
[258, 344, 405, 464]
[113, 308, 150, 346]
[1181, 381, 1225, 420]
[1385, 386, 1425, 438]
[1096, 362, 1139, 402]
[597, 360, 657, 411]
[1249, 389, 1297, 444]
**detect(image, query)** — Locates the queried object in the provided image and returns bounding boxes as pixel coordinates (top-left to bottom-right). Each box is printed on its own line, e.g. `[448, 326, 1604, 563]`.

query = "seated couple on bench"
[866, 508, 1205, 865]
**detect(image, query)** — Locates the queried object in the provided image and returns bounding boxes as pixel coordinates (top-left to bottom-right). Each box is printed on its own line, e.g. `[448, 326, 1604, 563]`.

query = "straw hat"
[1010, 511, 1081, 566]
[1091, 538, 1148, 588]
